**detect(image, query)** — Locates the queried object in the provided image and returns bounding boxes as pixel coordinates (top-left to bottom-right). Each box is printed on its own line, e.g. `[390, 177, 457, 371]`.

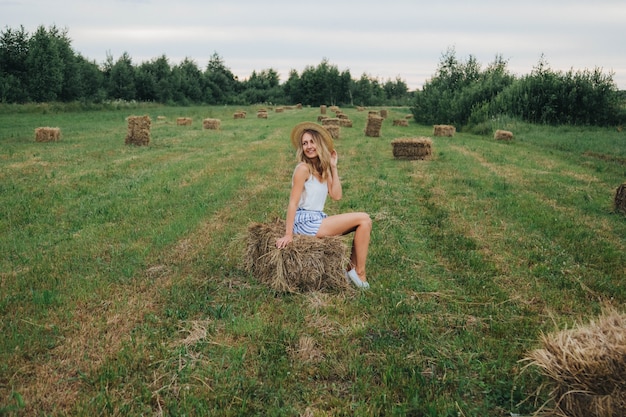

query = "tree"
[107, 52, 136, 100]
[0, 25, 30, 102]
[25, 25, 64, 102]
[205, 52, 238, 104]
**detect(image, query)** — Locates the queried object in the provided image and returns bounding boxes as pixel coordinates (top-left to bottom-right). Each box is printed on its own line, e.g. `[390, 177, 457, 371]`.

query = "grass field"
[1, 104, 625, 416]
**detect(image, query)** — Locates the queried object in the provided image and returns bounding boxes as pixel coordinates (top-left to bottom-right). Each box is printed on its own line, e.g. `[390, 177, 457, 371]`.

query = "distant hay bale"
[233, 111, 246, 119]
[391, 137, 433, 160]
[329, 106, 340, 113]
[393, 119, 408, 127]
[34, 127, 61, 143]
[339, 118, 353, 128]
[336, 112, 348, 119]
[380, 109, 388, 119]
[125, 116, 151, 146]
[494, 129, 513, 140]
[203, 118, 221, 130]
[321, 118, 340, 127]
[317, 115, 329, 122]
[320, 105, 327, 114]
[244, 219, 351, 293]
[257, 110, 268, 119]
[615, 183, 626, 213]
[325, 125, 340, 139]
[176, 117, 192, 126]
[357, 106, 365, 112]
[405, 114, 413, 119]
[433, 124, 456, 137]
[365, 116, 383, 137]
[368, 110, 380, 118]
[523, 308, 626, 417]
[275, 107, 284, 113]
[296, 103, 302, 109]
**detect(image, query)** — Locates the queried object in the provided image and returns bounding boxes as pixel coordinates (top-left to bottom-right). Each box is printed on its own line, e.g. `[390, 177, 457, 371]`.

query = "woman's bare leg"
[316, 212, 372, 281]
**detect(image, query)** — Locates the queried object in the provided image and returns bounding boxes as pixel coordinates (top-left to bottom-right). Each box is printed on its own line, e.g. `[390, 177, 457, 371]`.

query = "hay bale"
[433, 124, 456, 137]
[380, 109, 388, 119]
[393, 119, 408, 127]
[244, 219, 351, 293]
[325, 125, 340, 139]
[317, 115, 329, 122]
[233, 111, 246, 119]
[391, 137, 433, 160]
[523, 309, 626, 417]
[365, 116, 383, 137]
[405, 114, 413, 119]
[125, 116, 151, 146]
[203, 118, 221, 130]
[321, 118, 340, 127]
[275, 107, 284, 113]
[494, 129, 513, 140]
[34, 127, 61, 143]
[320, 105, 327, 114]
[615, 183, 626, 213]
[176, 117, 192, 126]
[257, 110, 268, 119]
[357, 106, 365, 112]
[368, 110, 380, 118]
[339, 118, 353, 128]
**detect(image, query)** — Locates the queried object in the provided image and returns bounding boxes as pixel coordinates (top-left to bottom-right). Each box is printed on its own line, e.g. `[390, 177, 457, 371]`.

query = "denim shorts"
[293, 209, 327, 236]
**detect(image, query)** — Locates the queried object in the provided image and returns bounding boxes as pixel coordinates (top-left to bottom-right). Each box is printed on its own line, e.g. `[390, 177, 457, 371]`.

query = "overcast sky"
[3, 0, 626, 91]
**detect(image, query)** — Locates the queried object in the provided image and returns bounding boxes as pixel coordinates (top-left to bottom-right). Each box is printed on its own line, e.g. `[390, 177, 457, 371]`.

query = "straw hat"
[290, 122, 334, 152]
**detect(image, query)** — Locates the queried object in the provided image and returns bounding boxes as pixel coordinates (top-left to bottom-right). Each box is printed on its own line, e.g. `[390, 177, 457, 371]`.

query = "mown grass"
[1, 104, 625, 416]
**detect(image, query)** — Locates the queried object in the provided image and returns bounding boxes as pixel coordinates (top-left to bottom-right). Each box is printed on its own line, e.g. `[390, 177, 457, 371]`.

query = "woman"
[276, 122, 372, 288]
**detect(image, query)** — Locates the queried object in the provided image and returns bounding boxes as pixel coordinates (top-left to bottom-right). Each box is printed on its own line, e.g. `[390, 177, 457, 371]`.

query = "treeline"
[412, 48, 625, 130]
[0, 25, 411, 107]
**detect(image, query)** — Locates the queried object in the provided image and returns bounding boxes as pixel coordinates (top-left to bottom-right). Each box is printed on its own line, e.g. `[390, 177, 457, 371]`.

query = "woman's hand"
[276, 234, 293, 249]
[330, 150, 338, 168]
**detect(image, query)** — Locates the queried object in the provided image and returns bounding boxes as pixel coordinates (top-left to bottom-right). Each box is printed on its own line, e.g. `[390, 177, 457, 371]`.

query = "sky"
[3, 0, 626, 91]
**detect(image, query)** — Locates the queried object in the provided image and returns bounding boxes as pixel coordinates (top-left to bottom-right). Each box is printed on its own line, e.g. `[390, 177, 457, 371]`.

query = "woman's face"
[301, 132, 318, 159]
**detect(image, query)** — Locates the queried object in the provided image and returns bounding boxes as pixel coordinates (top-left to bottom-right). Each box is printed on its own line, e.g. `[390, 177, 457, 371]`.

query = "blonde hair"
[295, 129, 332, 181]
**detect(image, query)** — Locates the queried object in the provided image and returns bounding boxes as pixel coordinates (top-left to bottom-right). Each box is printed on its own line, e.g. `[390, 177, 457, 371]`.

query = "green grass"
[1, 104, 625, 416]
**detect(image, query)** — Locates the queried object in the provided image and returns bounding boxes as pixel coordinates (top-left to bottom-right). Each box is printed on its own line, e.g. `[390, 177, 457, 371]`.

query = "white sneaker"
[347, 269, 369, 289]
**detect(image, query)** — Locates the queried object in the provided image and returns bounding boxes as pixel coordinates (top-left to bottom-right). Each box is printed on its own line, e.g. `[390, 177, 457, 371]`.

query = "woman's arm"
[276, 163, 308, 248]
[327, 150, 342, 201]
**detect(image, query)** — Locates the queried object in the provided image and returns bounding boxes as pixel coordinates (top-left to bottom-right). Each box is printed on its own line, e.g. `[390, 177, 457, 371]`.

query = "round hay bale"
[391, 137, 433, 160]
[365, 116, 383, 137]
[203, 118, 221, 130]
[494, 129, 513, 140]
[244, 219, 351, 293]
[523, 309, 626, 417]
[35, 127, 61, 143]
[125, 116, 151, 146]
[433, 124, 456, 137]
[615, 183, 626, 213]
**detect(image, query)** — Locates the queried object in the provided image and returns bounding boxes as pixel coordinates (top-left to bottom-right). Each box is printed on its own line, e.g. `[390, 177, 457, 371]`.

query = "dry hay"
[405, 114, 413, 119]
[523, 308, 626, 417]
[329, 106, 340, 113]
[615, 183, 626, 213]
[393, 119, 408, 127]
[357, 106, 366, 112]
[176, 117, 192, 126]
[202, 118, 221, 130]
[317, 115, 329, 122]
[368, 110, 380, 118]
[233, 111, 246, 119]
[365, 116, 383, 137]
[336, 113, 349, 119]
[494, 129, 514, 140]
[34, 127, 61, 143]
[125, 116, 151, 146]
[433, 124, 456, 137]
[257, 110, 268, 119]
[339, 118, 353, 128]
[275, 107, 284, 113]
[391, 137, 433, 160]
[244, 219, 351, 293]
[380, 109, 388, 119]
[325, 125, 340, 139]
[296, 103, 303, 109]
[321, 118, 340, 127]
[320, 105, 327, 114]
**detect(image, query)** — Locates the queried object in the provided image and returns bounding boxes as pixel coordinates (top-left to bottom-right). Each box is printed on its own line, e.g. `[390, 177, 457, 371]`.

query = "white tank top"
[296, 171, 328, 211]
